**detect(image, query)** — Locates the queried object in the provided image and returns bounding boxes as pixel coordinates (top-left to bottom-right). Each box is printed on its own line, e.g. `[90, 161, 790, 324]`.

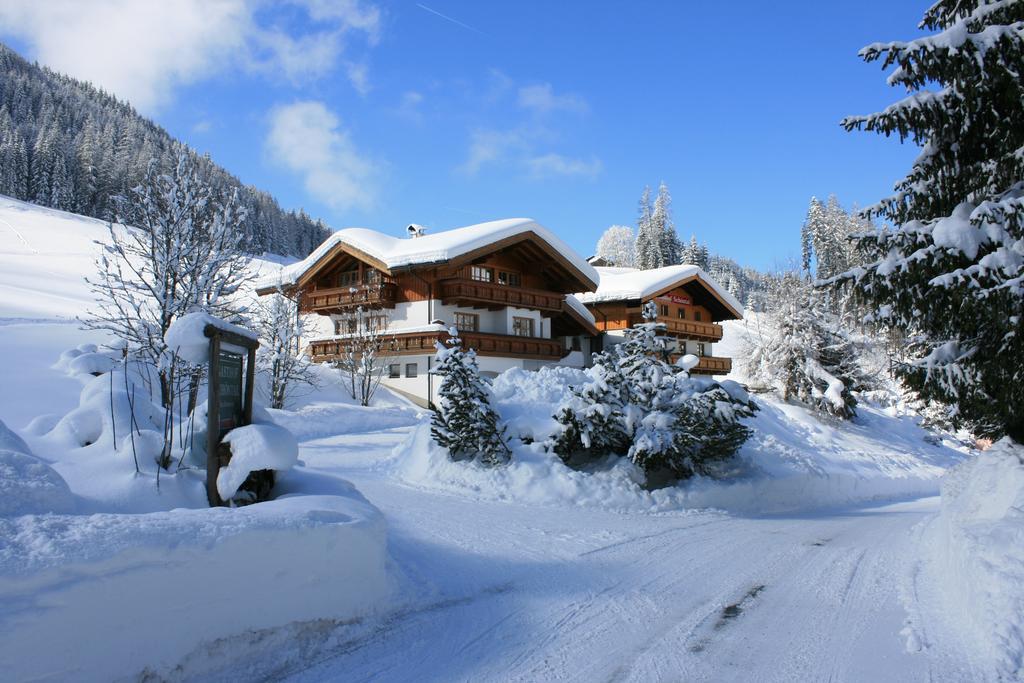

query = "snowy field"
[1, 196, 1020, 681]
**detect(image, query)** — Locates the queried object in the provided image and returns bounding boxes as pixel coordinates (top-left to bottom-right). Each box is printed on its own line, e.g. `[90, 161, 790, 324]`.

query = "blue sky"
[0, 1, 929, 270]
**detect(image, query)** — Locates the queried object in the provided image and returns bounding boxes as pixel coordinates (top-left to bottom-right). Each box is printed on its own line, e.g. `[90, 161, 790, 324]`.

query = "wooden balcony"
[302, 283, 397, 313]
[309, 329, 566, 364]
[627, 315, 723, 341]
[439, 278, 564, 313]
[691, 356, 732, 375]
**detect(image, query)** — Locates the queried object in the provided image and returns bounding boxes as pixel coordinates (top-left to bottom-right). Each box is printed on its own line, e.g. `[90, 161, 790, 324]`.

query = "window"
[659, 304, 669, 317]
[405, 363, 418, 378]
[695, 310, 703, 321]
[337, 269, 360, 288]
[677, 308, 686, 320]
[388, 364, 401, 378]
[497, 271, 521, 287]
[512, 316, 534, 337]
[363, 268, 381, 285]
[364, 315, 388, 332]
[470, 265, 493, 283]
[454, 312, 478, 332]
[346, 318, 358, 334]
[571, 336, 581, 351]
[697, 342, 706, 357]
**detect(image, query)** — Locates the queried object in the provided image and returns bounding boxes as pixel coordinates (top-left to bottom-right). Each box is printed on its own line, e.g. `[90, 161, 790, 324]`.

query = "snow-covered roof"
[575, 265, 744, 318]
[257, 218, 598, 292]
[564, 294, 597, 326]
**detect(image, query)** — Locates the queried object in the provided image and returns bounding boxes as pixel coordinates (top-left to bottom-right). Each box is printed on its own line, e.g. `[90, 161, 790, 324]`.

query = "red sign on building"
[657, 294, 692, 305]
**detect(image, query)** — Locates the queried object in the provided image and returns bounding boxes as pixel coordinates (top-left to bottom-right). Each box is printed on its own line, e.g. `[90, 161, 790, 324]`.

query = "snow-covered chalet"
[575, 265, 743, 376]
[257, 220, 742, 406]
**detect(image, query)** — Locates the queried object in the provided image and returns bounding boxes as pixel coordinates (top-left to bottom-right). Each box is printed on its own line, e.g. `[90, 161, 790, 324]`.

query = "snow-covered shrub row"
[934, 440, 1024, 678]
[0, 492, 389, 682]
[402, 354, 966, 514]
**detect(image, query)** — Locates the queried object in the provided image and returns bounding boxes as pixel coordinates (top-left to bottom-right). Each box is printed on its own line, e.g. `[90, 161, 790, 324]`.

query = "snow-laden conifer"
[554, 302, 756, 483]
[838, 0, 1024, 440]
[430, 331, 511, 466]
[745, 277, 866, 419]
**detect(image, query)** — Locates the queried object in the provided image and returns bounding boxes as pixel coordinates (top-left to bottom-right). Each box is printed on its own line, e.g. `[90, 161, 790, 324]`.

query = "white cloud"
[345, 61, 371, 96]
[0, 0, 381, 112]
[267, 101, 378, 211]
[460, 128, 527, 175]
[517, 83, 588, 115]
[525, 153, 602, 179]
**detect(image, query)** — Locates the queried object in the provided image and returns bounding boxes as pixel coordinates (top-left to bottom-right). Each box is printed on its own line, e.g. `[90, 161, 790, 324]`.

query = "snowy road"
[263, 425, 979, 683]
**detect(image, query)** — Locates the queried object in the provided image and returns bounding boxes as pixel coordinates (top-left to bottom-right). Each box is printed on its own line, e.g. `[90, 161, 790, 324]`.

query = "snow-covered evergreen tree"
[838, 0, 1024, 441]
[554, 302, 756, 482]
[634, 185, 660, 269]
[594, 224, 636, 267]
[651, 181, 681, 266]
[745, 277, 865, 419]
[430, 331, 511, 466]
[552, 349, 629, 462]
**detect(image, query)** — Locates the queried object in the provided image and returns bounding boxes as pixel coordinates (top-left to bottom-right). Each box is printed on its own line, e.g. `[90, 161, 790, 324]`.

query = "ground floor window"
[512, 316, 534, 337]
[454, 312, 478, 332]
[388, 363, 401, 378]
[405, 363, 418, 378]
[696, 342, 706, 356]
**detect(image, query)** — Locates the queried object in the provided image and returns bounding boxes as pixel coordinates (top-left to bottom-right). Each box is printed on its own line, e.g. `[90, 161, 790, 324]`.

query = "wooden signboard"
[656, 294, 692, 306]
[204, 324, 259, 507]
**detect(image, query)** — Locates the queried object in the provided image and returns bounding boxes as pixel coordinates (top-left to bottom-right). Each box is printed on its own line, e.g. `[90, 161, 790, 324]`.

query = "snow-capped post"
[203, 323, 259, 506]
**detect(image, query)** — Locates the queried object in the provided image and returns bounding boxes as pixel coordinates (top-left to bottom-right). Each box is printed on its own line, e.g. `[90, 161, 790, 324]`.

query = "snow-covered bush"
[936, 439, 1024, 677]
[745, 278, 866, 419]
[554, 303, 756, 484]
[430, 332, 510, 466]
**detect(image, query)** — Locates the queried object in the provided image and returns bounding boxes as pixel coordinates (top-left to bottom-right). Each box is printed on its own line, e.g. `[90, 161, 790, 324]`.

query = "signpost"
[204, 324, 259, 507]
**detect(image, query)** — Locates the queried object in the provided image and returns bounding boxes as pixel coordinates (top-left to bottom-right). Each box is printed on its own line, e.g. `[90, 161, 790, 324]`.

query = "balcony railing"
[626, 315, 723, 341]
[309, 329, 565, 364]
[302, 282, 397, 312]
[691, 356, 732, 375]
[439, 278, 564, 313]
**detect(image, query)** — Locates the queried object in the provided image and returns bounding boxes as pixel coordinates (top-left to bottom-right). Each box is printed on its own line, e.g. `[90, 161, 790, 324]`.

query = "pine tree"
[552, 349, 630, 463]
[430, 331, 511, 466]
[634, 185, 660, 269]
[801, 197, 825, 275]
[839, 1, 1024, 440]
[651, 181, 680, 266]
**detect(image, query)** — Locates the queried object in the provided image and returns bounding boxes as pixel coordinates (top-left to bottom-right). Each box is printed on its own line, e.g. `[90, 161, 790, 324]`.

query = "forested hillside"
[0, 44, 328, 257]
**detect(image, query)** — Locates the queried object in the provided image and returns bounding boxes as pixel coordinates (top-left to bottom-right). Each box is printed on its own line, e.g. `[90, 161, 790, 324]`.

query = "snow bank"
[0, 492, 390, 682]
[164, 311, 258, 365]
[396, 421, 690, 512]
[0, 418, 76, 517]
[218, 423, 299, 500]
[934, 439, 1024, 678]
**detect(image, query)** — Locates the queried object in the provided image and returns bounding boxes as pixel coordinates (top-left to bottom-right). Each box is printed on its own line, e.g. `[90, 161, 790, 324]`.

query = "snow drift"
[0, 492, 389, 682]
[934, 439, 1024, 678]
